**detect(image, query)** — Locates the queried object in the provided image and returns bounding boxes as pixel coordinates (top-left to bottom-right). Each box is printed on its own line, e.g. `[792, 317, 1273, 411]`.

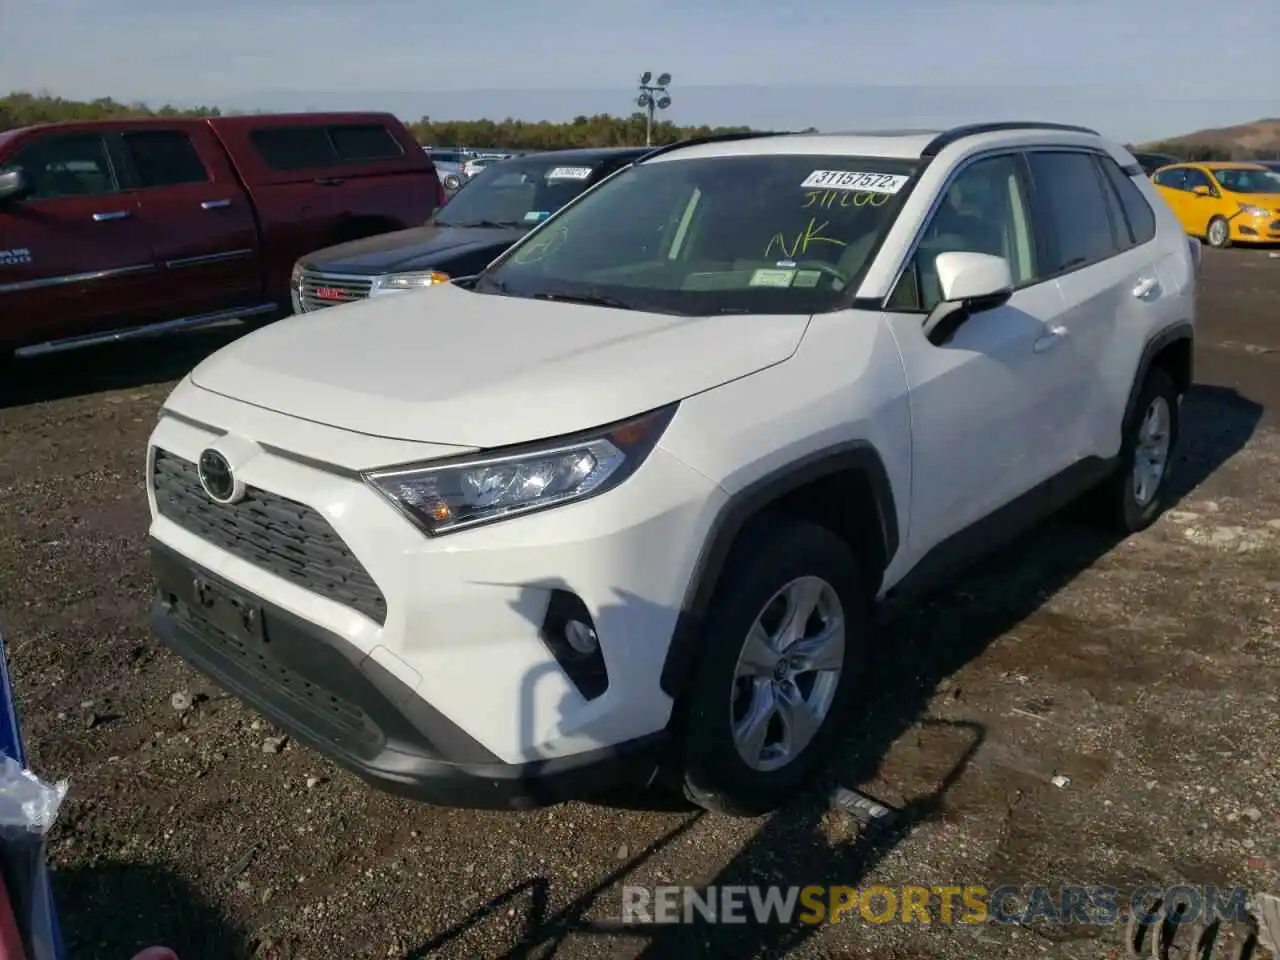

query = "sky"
[1, 0, 1276, 143]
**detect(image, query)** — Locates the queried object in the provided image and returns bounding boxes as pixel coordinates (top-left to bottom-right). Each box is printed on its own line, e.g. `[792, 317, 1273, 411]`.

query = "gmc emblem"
[314, 286, 349, 301]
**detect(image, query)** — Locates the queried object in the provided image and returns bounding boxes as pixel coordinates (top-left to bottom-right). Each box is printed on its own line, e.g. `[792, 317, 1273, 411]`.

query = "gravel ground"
[1, 247, 1278, 960]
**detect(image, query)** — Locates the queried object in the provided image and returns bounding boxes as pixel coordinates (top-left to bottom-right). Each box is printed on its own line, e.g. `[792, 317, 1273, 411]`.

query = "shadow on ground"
[0, 325, 251, 410]
[408, 382, 1262, 959]
[53, 858, 251, 960]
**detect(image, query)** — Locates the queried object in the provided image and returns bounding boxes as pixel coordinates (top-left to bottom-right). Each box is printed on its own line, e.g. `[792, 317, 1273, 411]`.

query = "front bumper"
[1231, 212, 1280, 242]
[150, 539, 670, 808]
[145, 394, 725, 772]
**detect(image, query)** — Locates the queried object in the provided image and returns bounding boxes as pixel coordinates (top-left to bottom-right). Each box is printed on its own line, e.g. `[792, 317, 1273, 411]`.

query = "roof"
[1184, 161, 1269, 170]
[645, 123, 1114, 165]
[511, 146, 651, 162]
[0, 111, 400, 136]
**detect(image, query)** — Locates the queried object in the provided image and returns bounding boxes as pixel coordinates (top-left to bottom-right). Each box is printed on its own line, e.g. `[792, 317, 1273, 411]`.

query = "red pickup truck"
[0, 112, 444, 359]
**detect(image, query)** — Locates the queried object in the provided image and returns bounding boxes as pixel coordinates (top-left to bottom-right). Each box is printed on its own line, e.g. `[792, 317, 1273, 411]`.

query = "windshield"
[1211, 168, 1280, 193]
[435, 157, 607, 228]
[476, 154, 918, 316]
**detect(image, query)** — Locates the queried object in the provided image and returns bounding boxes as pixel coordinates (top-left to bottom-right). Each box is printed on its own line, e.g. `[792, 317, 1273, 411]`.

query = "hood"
[1235, 193, 1280, 212]
[189, 283, 811, 448]
[303, 224, 527, 275]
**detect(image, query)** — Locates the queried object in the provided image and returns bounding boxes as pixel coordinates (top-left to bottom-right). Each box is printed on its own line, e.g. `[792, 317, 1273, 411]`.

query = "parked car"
[0, 113, 445, 360]
[1131, 151, 1178, 177]
[1256, 160, 1280, 173]
[1151, 161, 1280, 247]
[146, 123, 1196, 815]
[462, 155, 505, 179]
[290, 146, 650, 311]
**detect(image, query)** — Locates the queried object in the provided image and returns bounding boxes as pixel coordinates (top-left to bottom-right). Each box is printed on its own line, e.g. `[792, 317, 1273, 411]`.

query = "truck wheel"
[1090, 366, 1180, 534]
[676, 519, 869, 817]
[1205, 216, 1231, 249]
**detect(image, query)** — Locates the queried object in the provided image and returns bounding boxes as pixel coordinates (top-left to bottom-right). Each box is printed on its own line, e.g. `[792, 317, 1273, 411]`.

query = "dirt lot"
[1, 247, 1278, 960]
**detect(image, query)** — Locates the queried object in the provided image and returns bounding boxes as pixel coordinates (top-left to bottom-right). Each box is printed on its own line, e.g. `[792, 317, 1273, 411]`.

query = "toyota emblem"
[197, 449, 238, 503]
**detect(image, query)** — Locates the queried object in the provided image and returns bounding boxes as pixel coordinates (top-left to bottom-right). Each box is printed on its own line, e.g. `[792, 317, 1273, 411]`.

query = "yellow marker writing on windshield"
[803, 190, 890, 209]
[764, 217, 849, 258]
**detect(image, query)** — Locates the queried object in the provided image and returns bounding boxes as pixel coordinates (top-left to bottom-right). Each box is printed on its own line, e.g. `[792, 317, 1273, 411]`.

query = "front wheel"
[1205, 216, 1231, 249]
[675, 520, 869, 816]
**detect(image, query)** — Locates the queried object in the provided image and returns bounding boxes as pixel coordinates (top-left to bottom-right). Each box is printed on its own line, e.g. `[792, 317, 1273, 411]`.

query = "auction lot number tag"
[800, 171, 908, 194]
[547, 166, 593, 180]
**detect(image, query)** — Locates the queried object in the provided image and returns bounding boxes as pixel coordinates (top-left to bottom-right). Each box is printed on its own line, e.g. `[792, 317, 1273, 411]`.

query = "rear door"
[114, 125, 262, 319]
[0, 129, 154, 350]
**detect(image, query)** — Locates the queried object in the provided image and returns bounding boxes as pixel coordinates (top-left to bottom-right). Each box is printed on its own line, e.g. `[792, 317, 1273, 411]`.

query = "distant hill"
[1140, 118, 1280, 161]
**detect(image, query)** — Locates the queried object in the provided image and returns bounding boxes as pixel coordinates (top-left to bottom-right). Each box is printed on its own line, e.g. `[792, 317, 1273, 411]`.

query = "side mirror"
[922, 251, 1013, 346]
[0, 167, 28, 203]
[1191, 184, 1213, 197]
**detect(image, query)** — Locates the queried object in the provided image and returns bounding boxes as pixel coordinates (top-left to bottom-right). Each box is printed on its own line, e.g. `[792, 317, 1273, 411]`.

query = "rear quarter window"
[248, 123, 406, 171]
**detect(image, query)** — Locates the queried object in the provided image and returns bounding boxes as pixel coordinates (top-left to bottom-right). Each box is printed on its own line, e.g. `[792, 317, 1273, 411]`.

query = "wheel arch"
[660, 441, 899, 700]
[1123, 321, 1194, 429]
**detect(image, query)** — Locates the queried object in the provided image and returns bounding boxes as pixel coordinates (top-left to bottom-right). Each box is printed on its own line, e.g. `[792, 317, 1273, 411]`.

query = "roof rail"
[638, 129, 795, 162]
[922, 121, 1101, 157]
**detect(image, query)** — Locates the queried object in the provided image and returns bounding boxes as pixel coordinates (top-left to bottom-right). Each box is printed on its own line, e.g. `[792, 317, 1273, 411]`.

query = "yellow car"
[1151, 161, 1280, 248]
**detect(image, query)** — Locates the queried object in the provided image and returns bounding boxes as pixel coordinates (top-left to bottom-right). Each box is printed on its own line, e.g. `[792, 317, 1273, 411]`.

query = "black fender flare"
[659, 440, 899, 699]
[1122, 321, 1194, 428]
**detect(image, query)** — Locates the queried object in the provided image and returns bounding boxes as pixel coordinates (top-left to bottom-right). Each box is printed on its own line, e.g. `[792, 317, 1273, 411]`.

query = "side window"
[327, 124, 403, 162]
[1026, 151, 1117, 274]
[1099, 157, 1157, 245]
[122, 131, 210, 187]
[249, 126, 338, 171]
[889, 154, 1037, 312]
[1153, 167, 1186, 190]
[7, 133, 118, 200]
[1182, 168, 1216, 195]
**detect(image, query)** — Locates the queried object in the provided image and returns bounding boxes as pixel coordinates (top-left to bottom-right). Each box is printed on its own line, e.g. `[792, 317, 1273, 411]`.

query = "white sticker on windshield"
[800, 170, 908, 194]
[546, 166, 593, 181]
[524, 210, 550, 222]
[749, 268, 796, 288]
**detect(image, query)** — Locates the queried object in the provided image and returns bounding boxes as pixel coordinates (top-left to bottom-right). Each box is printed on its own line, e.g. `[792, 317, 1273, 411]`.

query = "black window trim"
[1089, 152, 1131, 252]
[110, 129, 212, 191]
[879, 147, 1047, 316]
[7, 130, 124, 202]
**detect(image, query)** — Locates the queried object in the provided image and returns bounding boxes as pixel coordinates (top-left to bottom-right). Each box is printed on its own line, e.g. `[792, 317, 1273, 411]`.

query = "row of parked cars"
[2, 111, 1273, 364]
[0, 112, 634, 360]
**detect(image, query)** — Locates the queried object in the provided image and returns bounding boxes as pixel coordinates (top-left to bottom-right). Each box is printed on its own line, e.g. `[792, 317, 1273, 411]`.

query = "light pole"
[636, 71, 672, 146]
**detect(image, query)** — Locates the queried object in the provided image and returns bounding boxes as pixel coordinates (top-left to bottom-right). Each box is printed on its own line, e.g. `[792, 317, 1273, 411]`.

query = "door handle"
[1132, 276, 1159, 299]
[1033, 325, 1069, 354]
[92, 210, 130, 221]
[201, 199, 231, 210]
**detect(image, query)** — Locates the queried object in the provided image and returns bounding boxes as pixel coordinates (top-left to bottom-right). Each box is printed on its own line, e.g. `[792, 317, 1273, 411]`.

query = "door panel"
[0, 131, 154, 350]
[887, 281, 1070, 552]
[118, 128, 262, 320]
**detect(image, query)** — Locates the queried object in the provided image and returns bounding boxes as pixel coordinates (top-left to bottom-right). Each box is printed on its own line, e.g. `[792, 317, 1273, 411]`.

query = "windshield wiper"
[441, 219, 523, 229]
[531, 291, 635, 310]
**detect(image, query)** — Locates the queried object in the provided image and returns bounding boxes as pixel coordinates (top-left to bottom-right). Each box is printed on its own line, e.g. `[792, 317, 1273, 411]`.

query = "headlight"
[1238, 203, 1269, 217]
[363, 405, 678, 535]
[290, 262, 304, 313]
[369, 271, 451, 297]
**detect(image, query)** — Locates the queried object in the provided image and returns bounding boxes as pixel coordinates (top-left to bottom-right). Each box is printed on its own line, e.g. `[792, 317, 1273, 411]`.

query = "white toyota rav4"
[146, 122, 1198, 816]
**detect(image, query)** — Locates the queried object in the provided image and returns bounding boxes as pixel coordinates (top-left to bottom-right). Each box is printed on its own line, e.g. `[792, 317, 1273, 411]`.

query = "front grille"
[152, 450, 388, 625]
[296, 268, 373, 312]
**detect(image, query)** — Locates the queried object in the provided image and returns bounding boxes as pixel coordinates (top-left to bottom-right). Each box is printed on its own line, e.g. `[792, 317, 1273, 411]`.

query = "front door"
[0, 130, 154, 351]
[881, 152, 1074, 560]
[116, 127, 261, 321]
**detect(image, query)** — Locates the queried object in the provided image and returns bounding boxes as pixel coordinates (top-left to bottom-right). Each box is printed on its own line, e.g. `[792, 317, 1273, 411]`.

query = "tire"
[1205, 216, 1231, 249]
[1090, 366, 1180, 534]
[675, 519, 870, 816]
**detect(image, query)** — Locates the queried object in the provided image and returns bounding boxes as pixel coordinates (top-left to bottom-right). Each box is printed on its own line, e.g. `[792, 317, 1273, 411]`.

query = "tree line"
[0, 92, 753, 148]
[2, 92, 1274, 159]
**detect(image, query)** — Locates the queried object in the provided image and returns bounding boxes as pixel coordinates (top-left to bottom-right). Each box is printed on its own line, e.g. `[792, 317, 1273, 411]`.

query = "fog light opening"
[540, 589, 609, 701]
[565, 619, 598, 655]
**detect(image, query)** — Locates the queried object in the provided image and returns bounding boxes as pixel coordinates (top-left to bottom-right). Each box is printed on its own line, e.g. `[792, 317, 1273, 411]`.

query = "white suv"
[146, 123, 1197, 816]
